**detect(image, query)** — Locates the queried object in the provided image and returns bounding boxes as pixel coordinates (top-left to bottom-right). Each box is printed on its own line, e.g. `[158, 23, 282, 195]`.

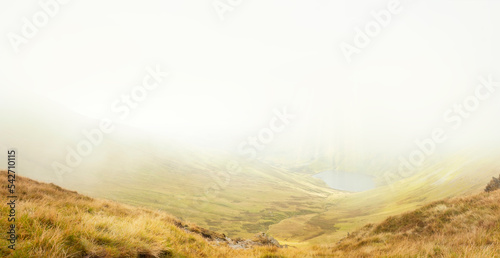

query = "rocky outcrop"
[173, 221, 284, 249]
[485, 174, 500, 192]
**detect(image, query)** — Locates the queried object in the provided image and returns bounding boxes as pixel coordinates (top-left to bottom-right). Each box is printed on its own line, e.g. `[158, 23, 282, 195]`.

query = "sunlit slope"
[38, 129, 340, 240]
[0, 170, 306, 257]
[328, 189, 500, 257]
[64, 139, 340, 239]
[270, 151, 500, 244]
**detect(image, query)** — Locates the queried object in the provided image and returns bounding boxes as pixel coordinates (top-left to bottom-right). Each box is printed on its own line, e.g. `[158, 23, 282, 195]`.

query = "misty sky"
[1, 0, 500, 156]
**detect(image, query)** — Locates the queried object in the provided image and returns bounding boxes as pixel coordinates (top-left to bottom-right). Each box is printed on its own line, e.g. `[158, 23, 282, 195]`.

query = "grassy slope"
[269, 152, 500, 244]
[0, 170, 298, 257]
[44, 146, 500, 246]
[0, 96, 338, 243]
[15, 134, 500, 247]
[2, 170, 500, 257]
[55, 137, 340, 241]
[328, 189, 500, 257]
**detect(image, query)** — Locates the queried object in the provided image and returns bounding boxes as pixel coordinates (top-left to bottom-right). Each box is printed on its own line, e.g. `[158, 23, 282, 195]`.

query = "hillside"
[270, 152, 500, 243]
[330, 188, 500, 257]
[2, 170, 500, 257]
[5, 95, 498, 245]
[0, 95, 340, 241]
[0, 170, 291, 257]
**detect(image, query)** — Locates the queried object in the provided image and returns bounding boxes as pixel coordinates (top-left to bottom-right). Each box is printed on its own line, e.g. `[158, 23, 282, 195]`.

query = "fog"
[1, 0, 500, 174]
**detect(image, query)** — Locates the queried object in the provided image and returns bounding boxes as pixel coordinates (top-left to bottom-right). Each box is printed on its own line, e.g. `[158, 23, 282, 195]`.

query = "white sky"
[1, 0, 499, 154]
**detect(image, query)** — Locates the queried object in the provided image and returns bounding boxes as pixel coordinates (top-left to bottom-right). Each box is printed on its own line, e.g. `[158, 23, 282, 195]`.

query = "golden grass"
[329, 190, 500, 257]
[1, 170, 499, 257]
[0, 170, 290, 257]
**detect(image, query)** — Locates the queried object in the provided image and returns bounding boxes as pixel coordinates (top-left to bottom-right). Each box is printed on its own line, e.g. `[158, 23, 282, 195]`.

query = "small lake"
[313, 171, 376, 192]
